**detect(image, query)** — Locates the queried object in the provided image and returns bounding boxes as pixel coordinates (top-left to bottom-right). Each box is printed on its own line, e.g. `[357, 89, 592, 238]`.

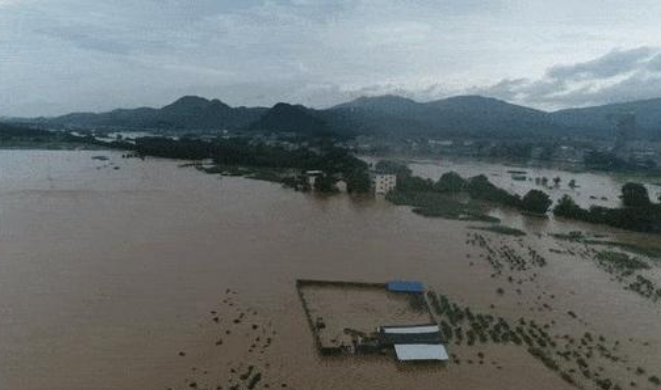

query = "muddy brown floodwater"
[0, 150, 659, 390]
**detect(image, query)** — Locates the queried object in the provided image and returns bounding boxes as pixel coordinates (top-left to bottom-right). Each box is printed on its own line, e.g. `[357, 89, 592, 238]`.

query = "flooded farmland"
[407, 158, 661, 209]
[0, 150, 660, 390]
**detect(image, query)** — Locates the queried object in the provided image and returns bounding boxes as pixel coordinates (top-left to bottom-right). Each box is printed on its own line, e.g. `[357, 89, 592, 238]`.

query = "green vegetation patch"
[469, 225, 527, 237]
[428, 291, 660, 390]
[551, 231, 589, 241]
[595, 251, 650, 274]
[378, 162, 554, 219]
[200, 164, 295, 184]
[554, 183, 661, 233]
[628, 275, 661, 301]
[588, 250, 661, 303]
[552, 231, 661, 259]
[387, 190, 499, 222]
[585, 240, 661, 259]
[552, 231, 661, 303]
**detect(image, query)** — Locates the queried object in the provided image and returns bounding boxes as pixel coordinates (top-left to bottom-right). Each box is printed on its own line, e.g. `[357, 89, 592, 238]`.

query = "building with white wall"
[373, 173, 397, 194]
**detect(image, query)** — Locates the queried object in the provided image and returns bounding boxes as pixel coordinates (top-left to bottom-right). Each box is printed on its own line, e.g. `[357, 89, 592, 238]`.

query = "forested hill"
[33, 96, 267, 132]
[550, 98, 661, 138]
[328, 95, 564, 138]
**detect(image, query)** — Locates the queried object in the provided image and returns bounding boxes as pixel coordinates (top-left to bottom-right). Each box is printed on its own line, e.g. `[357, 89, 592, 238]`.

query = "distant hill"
[248, 103, 335, 136]
[331, 95, 423, 115]
[329, 95, 563, 138]
[11, 94, 661, 139]
[550, 98, 661, 138]
[0, 122, 53, 139]
[42, 96, 267, 131]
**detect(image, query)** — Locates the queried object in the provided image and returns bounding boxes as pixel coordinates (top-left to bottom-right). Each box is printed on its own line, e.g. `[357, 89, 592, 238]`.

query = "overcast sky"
[1, 0, 661, 116]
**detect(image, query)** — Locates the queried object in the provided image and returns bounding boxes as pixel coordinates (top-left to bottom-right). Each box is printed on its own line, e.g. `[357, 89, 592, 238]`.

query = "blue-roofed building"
[386, 280, 425, 293]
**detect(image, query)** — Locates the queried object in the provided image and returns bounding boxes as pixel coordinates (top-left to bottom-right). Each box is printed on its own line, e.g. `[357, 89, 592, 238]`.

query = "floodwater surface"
[0, 151, 659, 390]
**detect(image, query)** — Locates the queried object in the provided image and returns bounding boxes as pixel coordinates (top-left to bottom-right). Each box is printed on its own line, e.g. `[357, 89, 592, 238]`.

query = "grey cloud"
[549, 72, 661, 107]
[3, 0, 661, 117]
[647, 53, 661, 72]
[38, 27, 133, 55]
[546, 47, 655, 81]
[465, 78, 529, 101]
[472, 47, 661, 110]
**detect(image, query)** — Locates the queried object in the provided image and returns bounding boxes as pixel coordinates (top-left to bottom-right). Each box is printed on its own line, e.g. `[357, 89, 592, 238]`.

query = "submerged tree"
[314, 174, 338, 193]
[621, 182, 651, 208]
[521, 189, 552, 214]
[434, 171, 466, 193]
[466, 175, 521, 208]
[553, 176, 561, 187]
[374, 160, 411, 178]
[553, 195, 583, 218]
[345, 170, 371, 193]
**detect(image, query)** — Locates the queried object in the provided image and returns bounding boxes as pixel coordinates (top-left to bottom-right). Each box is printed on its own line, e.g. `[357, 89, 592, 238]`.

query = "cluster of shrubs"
[467, 233, 547, 278]
[628, 275, 661, 301]
[440, 172, 554, 214]
[377, 160, 554, 215]
[594, 251, 650, 277]
[381, 160, 661, 233]
[427, 291, 660, 390]
[554, 183, 661, 233]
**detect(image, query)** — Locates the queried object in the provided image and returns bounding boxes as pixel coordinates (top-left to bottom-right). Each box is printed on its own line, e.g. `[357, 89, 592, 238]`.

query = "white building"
[305, 170, 323, 187]
[335, 179, 348, 193]
[379, 324, 449, 362]
[373, 173, 397, 194]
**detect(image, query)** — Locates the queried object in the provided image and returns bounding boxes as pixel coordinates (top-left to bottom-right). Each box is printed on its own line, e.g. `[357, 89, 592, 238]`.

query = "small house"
[336, 179, 348, 193]
[379, 324, 449, 362]
[305, 170, 324, 187]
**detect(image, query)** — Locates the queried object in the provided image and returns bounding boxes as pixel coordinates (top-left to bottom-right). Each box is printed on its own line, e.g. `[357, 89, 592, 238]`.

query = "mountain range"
[39, 96, 267, 132]
[15, 94, 661, 139]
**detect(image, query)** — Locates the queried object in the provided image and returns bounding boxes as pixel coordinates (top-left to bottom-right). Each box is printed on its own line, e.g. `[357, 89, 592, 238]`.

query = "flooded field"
[406, 158, 661, 209]
[0, 150, 660, 390]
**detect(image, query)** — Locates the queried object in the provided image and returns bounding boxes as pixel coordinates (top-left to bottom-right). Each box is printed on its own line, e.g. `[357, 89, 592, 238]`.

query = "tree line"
[378, 160, 661, 233]
[554, 183, 661, 233]
[127, 137, 372, 193]
[378, 161, 553, 215]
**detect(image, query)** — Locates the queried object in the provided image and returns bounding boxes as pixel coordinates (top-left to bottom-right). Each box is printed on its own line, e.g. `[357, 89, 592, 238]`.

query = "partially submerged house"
[304, 170, 324, 187]
[372, 173, 397, 194]
[297, 278, 447, 362]
[383, 280, 449, 361]
[379, 324, 449, 362]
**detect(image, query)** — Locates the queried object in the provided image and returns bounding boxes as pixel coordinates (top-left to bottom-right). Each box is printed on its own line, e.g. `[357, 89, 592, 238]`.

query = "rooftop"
[387, 280, 425, 293]
[394, 344, 449, 361]
[379, 325, 443, 345]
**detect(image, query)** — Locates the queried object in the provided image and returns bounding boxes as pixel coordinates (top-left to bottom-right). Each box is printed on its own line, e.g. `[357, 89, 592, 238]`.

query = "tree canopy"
[621, 182, 651, 208]
[521, 190, 553, 214]
[434, 172, 467, 193]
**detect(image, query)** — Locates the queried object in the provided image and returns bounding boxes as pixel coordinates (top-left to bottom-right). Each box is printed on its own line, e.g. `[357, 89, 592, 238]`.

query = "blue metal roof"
[387, 280, 425, 293]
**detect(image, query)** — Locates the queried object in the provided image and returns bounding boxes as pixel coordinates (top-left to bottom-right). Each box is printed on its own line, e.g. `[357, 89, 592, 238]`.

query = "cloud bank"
[1, 0, 660, 116]
[471, 47, 661, 110]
